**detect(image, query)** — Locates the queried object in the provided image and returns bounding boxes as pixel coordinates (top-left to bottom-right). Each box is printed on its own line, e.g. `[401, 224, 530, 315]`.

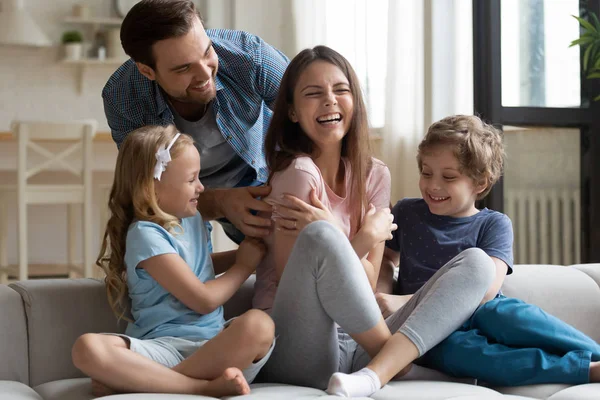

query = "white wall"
[0, 0, 118, 132]
[0, 0, 291, 268]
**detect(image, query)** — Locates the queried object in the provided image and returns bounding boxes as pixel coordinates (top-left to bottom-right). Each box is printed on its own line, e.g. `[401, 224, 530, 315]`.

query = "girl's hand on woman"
[272, 189, 343, 236]
[360, 204, 398, 245]
[236, 237, 267, 271]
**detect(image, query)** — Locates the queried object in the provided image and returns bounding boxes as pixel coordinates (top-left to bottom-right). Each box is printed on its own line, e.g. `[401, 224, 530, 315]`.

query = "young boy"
[377, 115, 600, 386]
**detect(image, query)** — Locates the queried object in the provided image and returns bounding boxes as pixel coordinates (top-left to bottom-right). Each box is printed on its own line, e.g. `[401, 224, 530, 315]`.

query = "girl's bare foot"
[91, 379, 117, 397]
[200, 367, 250, 397]
[590, 361, 600, 382]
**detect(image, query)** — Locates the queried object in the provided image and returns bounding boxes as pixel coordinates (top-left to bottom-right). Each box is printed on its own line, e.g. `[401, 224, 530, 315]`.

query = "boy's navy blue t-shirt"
[386, 198, 514, 295]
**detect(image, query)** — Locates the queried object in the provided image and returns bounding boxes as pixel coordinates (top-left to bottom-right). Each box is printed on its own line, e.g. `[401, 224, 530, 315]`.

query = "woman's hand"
[236, 237, 267, 271]
[360, 204, 397, 245]
[375, 293, 412, 318]
[272, 189, 342, 236]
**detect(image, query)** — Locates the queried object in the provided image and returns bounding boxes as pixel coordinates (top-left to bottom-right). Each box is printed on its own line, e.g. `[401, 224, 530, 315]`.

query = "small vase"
[64, 43, 83, 60]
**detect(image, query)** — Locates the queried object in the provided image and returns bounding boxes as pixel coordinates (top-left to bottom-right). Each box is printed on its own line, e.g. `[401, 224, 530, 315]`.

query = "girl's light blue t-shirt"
[124, 212, 224, 340]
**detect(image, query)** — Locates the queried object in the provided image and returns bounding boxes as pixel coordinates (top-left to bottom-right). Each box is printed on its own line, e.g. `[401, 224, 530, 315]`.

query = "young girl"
[253, 45, 502, 398]
[71, 125, 275, 397]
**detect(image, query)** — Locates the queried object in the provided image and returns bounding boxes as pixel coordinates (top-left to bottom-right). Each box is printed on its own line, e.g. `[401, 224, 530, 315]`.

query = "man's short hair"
[120, 0, 203, 69]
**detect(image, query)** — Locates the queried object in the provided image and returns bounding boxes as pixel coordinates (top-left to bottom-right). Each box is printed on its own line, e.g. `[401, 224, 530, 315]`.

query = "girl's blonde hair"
[417, 115, 505, 200]
[97, 125, 194, 320]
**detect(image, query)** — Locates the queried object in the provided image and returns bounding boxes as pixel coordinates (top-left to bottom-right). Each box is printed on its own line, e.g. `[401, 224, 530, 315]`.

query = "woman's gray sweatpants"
[262, 220, 496, 390]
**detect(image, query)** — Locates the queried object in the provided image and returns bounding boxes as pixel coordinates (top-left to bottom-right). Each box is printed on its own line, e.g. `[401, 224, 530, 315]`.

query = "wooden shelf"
[0, 132, 112, 142]
[64, 16, 123, 26]
[61, 57, 127, 66]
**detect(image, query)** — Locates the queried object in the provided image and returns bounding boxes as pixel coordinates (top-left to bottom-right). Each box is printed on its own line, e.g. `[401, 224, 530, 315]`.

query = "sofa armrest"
[9, 278, 126, 387]
[0, 284, 28, 384]
[503, 264, 600, 343]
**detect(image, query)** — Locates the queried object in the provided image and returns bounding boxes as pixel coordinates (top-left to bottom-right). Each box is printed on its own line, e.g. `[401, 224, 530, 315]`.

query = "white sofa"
[1, 263, 599, 400]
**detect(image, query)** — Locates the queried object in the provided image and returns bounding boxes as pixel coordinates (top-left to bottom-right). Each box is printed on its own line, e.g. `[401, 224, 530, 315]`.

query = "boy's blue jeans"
[420, 295, 600, 386]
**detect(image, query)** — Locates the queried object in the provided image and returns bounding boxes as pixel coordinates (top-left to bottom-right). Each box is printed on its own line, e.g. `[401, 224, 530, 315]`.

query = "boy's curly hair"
[417, 115, 505, 200]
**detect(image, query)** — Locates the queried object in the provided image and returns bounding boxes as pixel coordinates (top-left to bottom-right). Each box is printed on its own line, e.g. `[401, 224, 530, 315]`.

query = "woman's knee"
[457, 248, 496, 289]
[296, 220, 344, 250]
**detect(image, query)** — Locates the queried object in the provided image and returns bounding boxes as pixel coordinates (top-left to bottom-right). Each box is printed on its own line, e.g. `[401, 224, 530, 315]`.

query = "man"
[103, 0, 289, 244]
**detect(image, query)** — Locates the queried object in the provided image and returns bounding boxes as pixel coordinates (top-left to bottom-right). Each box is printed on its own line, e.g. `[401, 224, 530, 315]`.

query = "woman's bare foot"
[200, 367, 250, 397]
[590, 362, 600, 382]
[91, 379, 117, 397]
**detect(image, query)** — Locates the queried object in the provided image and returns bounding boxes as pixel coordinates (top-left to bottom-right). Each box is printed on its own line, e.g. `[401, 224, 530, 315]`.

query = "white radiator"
[504, 189, 581, 265]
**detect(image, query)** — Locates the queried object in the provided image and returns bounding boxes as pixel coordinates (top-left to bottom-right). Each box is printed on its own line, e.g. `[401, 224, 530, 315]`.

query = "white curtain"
[381, 0, 425, 202]
[381, 0, 473, 202]
[289, 0, 327, 54]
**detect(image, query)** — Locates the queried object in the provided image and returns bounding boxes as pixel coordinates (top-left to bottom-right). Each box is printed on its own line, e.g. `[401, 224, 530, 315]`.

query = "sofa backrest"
[6, 275, 256, 387]
[503, 264, 600, 342]
[0, 284, 28, 384]
[9, 279, 126, 387]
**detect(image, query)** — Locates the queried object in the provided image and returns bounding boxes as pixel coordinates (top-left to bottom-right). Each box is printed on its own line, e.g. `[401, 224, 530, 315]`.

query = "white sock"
[326, 367, 382, 397]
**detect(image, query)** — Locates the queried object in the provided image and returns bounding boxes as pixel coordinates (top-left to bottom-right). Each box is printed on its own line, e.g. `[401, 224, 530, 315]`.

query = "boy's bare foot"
[200, 367, 250, 397]
[91, 379, 117, 397]
[590, 361, 600, 382]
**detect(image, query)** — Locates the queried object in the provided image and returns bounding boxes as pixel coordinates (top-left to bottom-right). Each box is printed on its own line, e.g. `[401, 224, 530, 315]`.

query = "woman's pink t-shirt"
[252, 156, 391, 312]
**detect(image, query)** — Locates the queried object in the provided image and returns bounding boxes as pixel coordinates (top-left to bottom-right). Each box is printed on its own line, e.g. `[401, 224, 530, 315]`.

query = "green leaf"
[586, 72, 600, 79]
[594, 94, 600, 101]
[584, 42, 594, 70]
[570, 36, 596, 47]
[574, 15, 598, 33]
[591, 12, 600, 32]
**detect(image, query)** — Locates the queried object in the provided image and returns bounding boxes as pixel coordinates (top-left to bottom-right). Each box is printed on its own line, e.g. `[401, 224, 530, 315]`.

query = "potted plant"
[62, 30, 84, 61]
[571, 11, 600, 100]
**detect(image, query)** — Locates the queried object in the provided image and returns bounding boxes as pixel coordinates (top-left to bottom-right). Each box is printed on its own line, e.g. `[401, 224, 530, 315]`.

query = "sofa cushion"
[0, 381, 43, 400]
[371, 381, 504, 399]
[490, 383, 571, 399]
[502, 264, 600, 342]
[572, 264, 600, 287]
[9, 279, 127, 387]
[33, 378, 95, 400]
[546, 383, 600, 400]
[0, 285, 28, 384]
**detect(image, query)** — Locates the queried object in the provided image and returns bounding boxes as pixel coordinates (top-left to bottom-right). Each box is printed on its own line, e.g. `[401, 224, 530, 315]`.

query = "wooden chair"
[0, 120, 97, 282]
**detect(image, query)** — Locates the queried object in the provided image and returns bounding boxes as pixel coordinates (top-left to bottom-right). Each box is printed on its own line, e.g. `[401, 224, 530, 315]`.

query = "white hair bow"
[153, 133, 181, 181]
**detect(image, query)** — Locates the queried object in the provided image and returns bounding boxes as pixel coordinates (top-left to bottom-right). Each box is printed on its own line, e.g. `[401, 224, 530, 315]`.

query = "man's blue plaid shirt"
[102, 29, 289, 184]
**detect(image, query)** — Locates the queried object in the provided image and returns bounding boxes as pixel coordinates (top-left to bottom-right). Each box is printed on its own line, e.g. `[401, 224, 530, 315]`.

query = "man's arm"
[103, 91, 141, 149]
[196, 186, 273, 237]
[254, 38, 289, 110]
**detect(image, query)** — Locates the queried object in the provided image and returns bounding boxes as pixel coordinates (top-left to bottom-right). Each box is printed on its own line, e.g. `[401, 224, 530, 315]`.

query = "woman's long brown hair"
[97, 125, 194, 320]
[264, 45, 372, 233]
